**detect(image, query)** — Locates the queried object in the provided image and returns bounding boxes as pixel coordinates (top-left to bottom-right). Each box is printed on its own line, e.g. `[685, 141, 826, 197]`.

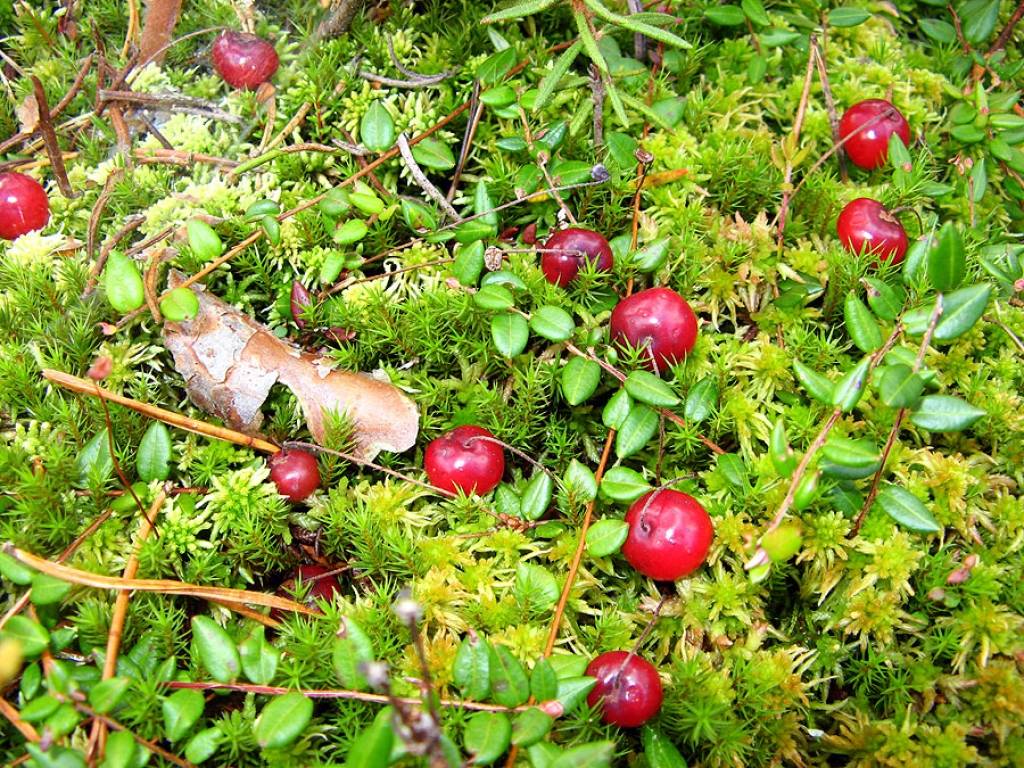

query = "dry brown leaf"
[162, 272, 419, 460]
[16, 93, 39, 134]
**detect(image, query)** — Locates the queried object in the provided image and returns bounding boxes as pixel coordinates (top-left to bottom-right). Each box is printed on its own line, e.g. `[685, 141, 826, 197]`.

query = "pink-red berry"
[424, 425, 504, 495]
[0, 172, 49, 241]
[585, 651, 663, 728]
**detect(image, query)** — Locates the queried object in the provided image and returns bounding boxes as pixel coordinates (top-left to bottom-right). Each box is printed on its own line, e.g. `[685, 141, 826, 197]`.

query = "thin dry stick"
[42, 369, 280, 454]
[446, 81, 483, 203]
[98, 89, 242, 124]
[133, 148, 239, 168]
[3, 546, 318, 616]
[80, 706, 193, 768]
[590, 63, 605, 147]
[84, 168, 126, 295]
[31, 76, 75, 198]
[396, 133, 461, 220]
[0, 697, 39, 743]
[166, 681, 530, 712]
[812, 41, 847, 182]
[0, 54, 94, 154]
[775, 35, 817, 249]
[263, 102, 313, 152]
[89, 487, 168, 759]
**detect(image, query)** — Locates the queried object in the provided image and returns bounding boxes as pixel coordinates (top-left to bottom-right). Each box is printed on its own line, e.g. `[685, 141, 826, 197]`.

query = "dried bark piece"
[162, 272, 418, 460]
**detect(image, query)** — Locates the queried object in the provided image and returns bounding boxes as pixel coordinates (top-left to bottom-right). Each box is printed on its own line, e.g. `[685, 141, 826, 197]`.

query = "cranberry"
[268, 448, 321, 502]
[585, 651, 663, 728]
[836, 198, 908, 264]
[271, 564, 341, 622]
[623, 490, 713, 580]
[0, 172, 50, 240]
[609, 287, 698, 371]
[838, 99, 911, 170]
[541, 228, 614, 286]
[424, 425, 504, 495]
[212, 31, 279, 90]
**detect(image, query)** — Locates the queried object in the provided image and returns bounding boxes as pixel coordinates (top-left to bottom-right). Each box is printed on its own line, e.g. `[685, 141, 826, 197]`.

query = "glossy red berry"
[268, 448, 321, 502]
[609, 287, 698, 371]
[271, 564, 341, 622]
[0, 172, 50, 241]
[838, 99, 910, 170]
[424, 425, 504, 495]
[541, 227, 614, 286]
[585, 651, 663, 728]
[623, 489, 713, 581]
[836, 198, 908, 265]
[212, 31, 279, 90]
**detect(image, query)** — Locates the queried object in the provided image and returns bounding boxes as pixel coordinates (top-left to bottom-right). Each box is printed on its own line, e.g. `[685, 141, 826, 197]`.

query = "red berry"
[541, 228, 614, 286]
[268, 448, 321, 502]
[836, 198, 908, 265]
[609, 287, 697, 372]
[212, 31, 279, 90]
[838, 99, 910, 170]
[424, 425, 504, 495]
[623, 490, 713, 580]
[585, 651, 663, 728]
[271, 564, 341, 622]
[0, 172, 50, 241]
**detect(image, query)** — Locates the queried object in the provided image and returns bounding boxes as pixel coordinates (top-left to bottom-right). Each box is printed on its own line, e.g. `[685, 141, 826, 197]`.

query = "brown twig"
[79, 705, 193, 768]
[30, 77, 74, 198]
[84, 169, 126, 295]
[396, 133, 461, 220]
[775, 35, 816, 249]
[132, 147, 239, 168]
[590, 63, 605, 147]
[446, 81, 483, 203]
[41, 369, 280, 454]
[0, 698, 39, 743]
[0, 54, 93, 155]
[98, 90, 243, 124]
[138, 0, 183, 65]
[813, 40, 847, 182]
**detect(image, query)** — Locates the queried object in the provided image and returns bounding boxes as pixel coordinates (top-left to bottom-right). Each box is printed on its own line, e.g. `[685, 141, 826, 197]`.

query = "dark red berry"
[268, 448, 321, 502]
[424, 425, 504, 496]
[623, 489, 713, 581]
[609, 287, 698, 372]
[521, 222, 538, 245]
[585, 651, 663, 728]
[836, 198, 908, 265]
[290, 281, 313, 328]
[271, 564, 341, 622]
[212, 31, 279, 90]
[541, 228, 614, 287]
[838, 99, 910, 170]
[0, 172, 50, 241]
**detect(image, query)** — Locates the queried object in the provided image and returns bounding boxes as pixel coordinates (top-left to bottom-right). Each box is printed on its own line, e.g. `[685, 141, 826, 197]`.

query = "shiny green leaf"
[909, 395, 986, 431]
[875, 484, 940, 532]
[585, 519, 629, 557]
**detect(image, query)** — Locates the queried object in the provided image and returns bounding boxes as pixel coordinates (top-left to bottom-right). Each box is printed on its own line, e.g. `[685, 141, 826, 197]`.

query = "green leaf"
[348, 192, 384, 217]
[602, 388, 632, 429]
[334, 219, 368, 244]
[186, 220, 224, 261]
[489, 645, 530, 707]
[530, 658, 558, 702]
[515, 562, 559, 610]
[599, 466, 650, 502]
[534, 42, 583, 112]
[492, 313, 530, 357]
[401, 198, 437, 232]
[163, 688, 205, 742]
[453, 242, 485, 287]
[704, 6, 746, 25]
[184, 727, 223, 764]
[615, 404, 659, 458]
[474, 284, 515, 311]
[878, 364, 926, 408]
[586, 519, 630, 557]
[934, 285, 991, 341]
[844, 292, 883, 352]
[103, 251, 145, 313]
[477, 47, 518, 85]
[482, 0, 557, 23]
[563, 459, 597, 501]
[910, 395, 986, 432]
[920, 18, 955, 43]
[20, 694, 60, 722]
[642, 726, 688, 768]
[717, 453, 748, 490]
[481, 85, 516, 107]
[76, 430, 114, 486]
[530, 306, 575, 342]
[191, 616, 241, 683]
[928, 222, 966, 292]
[454, 635, 491, 701]
[475, 181, 498, 228]
[875, 484, 941, 532]
[862, 277, 905, 321]
[411, 137, 455, 170]
[239, 627, 279, 686]
[332, 617, 375, 691]
[832, 357, 872, 412]
[587, 0, 691, 48]
[959, 0, 1000, 44]
[550, 741, 615, 768]
[521, 472, 554, 521]
[30, 572, 70, 606]
[464, 711, 511, 765]
[359, 102, 394, 152]
[136, 422, 171, 482]
[624, 370, 679, 407]
[684, 377, 718, 423]
[99, 729, 141, 768]
[160, 287, 200, 322]
[828, 7, 872, 27]
[740, 0, 769, 26]
[574, 9, 609, 74]
[255, 692, 313, 750]
[344, 708, 394, 768]
[561, 357, 602, 405]
[970, 156, 987, 201]
[769, 419, 798, 478]
[549, 656, 589, 680]
[632, 238, 671, 273]
[512, 708, 554, 747]
[793, 361, 834, 404]
[0, 551, 34, 585]
[555, 676, 597, 711]
[822, 436, 880, 469]
[88, 677, 131, 715]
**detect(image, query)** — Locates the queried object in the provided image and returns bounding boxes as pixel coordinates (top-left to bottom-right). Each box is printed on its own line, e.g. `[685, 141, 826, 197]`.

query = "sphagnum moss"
[0, 0, 1023, 766]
